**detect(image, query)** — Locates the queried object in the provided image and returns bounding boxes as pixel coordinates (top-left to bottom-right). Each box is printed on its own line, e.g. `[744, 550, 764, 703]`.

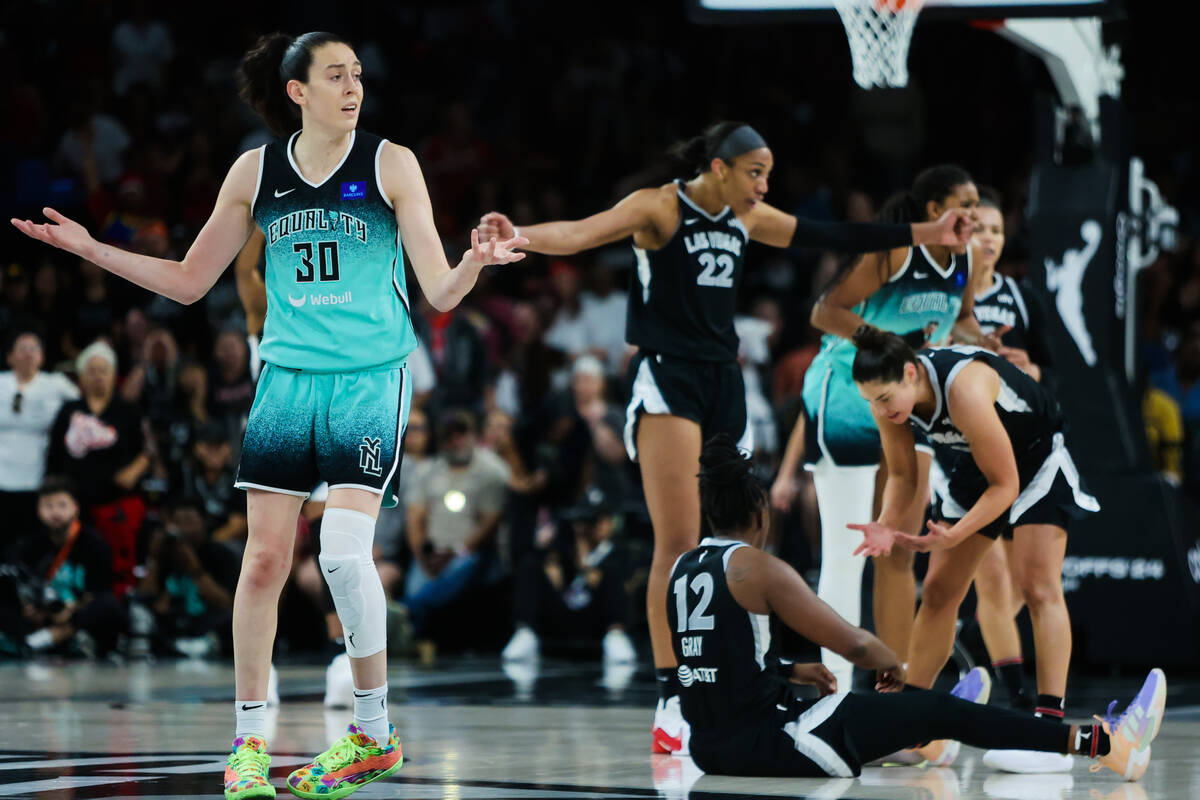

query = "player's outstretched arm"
[476, 186, 674, 256]
[382, 143, 526, 312]
[11, 149, 261, 305]
[850, 416, 922, 558]
[747, 201, 973, 251]
[727, 547, 901, 676]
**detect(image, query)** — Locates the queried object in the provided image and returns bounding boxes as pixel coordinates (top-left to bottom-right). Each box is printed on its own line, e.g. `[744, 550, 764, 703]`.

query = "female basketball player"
[798, 165, 986, 693]
[948, 188, 1051, 715]
[670, 433, 1161, 781]
[12, 31, 525, 800]
[476, 122, 974, 753]
[848, 326, 1099, 764]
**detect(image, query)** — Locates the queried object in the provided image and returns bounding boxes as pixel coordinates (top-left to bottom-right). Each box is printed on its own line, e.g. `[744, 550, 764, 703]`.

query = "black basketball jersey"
[972, 273, 1030, 350]
[625, 182, 748, 363]
[910, 346, 1063, 465]
[668, 538, 789, 738]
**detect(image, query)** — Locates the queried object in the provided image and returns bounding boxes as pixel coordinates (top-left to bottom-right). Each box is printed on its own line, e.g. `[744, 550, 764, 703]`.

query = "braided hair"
[698, 434, 766, 536]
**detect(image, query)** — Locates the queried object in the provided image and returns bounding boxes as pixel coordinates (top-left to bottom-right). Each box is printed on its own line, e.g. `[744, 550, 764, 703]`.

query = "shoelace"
[315, 737, 368, 774]
[1087, 699, 1130, 774]
[229, 746, 270, 780]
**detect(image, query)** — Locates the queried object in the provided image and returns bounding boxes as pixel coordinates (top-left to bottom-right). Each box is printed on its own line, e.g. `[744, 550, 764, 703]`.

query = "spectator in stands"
[120, 325, 182, 440]
[29, 260, 70, 367]
[501, 486, 635, 663]
[137, 495, 238, 657]
[176, 421, 247, 548]
[422, 296, 490, 418]
[567, 355, 631, 508]
[1151, 320, 1200, 494]
[0, 330, 80, 538]
[46, 340, 151, 595]
[405, 409, 510, 639]
[109, 1, 174, 97]
[206, 327, 254, 435]
[19, 476, 125, 656]
[371, 406, 435, 598]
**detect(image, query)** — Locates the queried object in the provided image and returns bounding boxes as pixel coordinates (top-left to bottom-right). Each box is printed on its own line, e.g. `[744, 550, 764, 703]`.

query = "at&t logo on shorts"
[341, 181, 366, 200]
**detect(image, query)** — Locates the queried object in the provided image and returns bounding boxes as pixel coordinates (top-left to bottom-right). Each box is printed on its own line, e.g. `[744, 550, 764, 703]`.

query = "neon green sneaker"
[224, 735, 275, 799]
[286, 724, 402, 799]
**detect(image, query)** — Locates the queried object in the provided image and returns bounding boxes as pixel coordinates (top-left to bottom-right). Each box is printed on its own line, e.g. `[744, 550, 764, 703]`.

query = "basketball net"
[833, 0, 926, 89]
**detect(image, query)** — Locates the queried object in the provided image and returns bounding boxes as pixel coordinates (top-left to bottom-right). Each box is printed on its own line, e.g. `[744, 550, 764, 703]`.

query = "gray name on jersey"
[684, 230, 743, 257]
[268, 209, 368, 246]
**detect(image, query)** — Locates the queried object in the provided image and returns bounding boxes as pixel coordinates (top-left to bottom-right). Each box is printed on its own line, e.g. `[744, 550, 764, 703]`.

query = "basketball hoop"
[833, 0, 926, 89]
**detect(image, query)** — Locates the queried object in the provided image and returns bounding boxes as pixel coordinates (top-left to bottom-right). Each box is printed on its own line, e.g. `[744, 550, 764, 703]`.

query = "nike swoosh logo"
[274, 188, 296, 197]
[684, 218, 699, 225]
[913, 271, 929, 279]
[240, 703, 265, 711]
[326, 566, 340, 573]
[354, 691, 371, 698]
[348, 633, 356, 647]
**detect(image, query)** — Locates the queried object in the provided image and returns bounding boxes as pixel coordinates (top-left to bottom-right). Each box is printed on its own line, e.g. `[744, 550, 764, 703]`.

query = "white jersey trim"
[887, 247, 914, 284]
[910, 355, 943, 432]
[1009, 432, 1101, 522]
[285, 130, 357, 188]
[250, 145, 266, 217]
[676, 184, 730, 223]
[624, 356, 672, 461]
[918, 243, 957, 280]
[378, 364, 411, 497]
[782, 694, 854, 777]
[375, 138, 394, 209]
[976, 272, 1004, 302]
[234, 481, 311, 498]
[328, 483, 384, 495]
[1006, 275, 1031, 329]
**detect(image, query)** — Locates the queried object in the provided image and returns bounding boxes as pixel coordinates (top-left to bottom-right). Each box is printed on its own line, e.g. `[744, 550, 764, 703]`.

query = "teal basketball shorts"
[235, 362, 412, 506]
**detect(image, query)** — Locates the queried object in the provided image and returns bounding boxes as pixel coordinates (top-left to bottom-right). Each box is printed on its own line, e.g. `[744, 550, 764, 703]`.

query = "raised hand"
[11, 207, 95, 257]
[894, 518, 960, 553]
[849, 520, 901, 557]
[477, 211, 516, 242]
[464, 227, 528, 270]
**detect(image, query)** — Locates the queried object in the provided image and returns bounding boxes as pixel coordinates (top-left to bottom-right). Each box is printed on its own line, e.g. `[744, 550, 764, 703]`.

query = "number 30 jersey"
[625, 181, 748, 363]
[252, 130, 418, 372]
[668, 537, 789, 736]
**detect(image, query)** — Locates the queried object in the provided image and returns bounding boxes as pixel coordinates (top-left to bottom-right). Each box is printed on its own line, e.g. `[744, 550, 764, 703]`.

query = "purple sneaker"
[951, 666, 993, 706]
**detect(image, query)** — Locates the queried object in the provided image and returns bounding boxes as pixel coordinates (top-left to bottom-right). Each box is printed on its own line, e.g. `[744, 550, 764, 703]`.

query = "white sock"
[235, 699, 268, 741]
[353, 683, 390, 746]
[26, 629, 54, 651]
[811, 464, 877, 692]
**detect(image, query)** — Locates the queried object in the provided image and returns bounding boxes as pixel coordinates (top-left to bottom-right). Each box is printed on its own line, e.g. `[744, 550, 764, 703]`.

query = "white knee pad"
[811, 463, 878, 690]
[319, 508, 387, 658]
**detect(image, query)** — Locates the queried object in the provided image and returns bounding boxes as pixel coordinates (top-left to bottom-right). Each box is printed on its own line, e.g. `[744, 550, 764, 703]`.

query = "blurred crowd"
[0, 1, 1197, 663]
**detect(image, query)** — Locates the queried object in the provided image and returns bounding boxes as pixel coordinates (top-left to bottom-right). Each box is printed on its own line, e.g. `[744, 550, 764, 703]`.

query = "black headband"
[715, 125, 768, 161]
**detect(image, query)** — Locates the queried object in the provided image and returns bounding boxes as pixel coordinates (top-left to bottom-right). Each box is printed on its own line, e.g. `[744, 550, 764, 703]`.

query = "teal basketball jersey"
[252, 130, 418, 371]
[815, 245, 971, 373]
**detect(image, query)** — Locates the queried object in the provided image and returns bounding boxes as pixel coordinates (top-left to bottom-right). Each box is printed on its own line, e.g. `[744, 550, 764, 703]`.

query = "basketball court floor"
[1, 657, 1196, 799]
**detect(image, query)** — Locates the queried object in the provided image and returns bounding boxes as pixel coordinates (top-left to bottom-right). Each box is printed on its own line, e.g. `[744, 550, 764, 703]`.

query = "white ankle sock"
[353, 683, 390, 746]
[234, 699, 268, 741]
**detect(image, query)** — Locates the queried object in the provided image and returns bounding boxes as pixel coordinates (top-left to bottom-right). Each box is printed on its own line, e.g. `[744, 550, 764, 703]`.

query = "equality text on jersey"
[684, 229, 743, 257]
[267, 208, 369, 246]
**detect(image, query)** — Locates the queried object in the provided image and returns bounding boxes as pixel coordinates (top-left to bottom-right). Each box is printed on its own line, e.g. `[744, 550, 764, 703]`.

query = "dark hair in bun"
[851, 325, 918, 384]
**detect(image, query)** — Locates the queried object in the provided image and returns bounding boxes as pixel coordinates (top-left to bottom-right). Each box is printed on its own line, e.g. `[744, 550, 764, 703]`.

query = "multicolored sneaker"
[914, 666, 992, 767]
[225, 736, 275, 799]
[1092, 668, 1167, 781]
[651, 696, 691, 756]
[286, 723, 402, 799]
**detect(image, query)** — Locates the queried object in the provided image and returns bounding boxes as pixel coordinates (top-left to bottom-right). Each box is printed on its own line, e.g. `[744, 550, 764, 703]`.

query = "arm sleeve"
[790, 218, 913, 253]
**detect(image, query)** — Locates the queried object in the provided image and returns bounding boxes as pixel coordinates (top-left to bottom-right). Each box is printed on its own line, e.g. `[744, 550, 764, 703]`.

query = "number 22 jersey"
[625, 181, 748, 363]
[252, 130, 418, 372]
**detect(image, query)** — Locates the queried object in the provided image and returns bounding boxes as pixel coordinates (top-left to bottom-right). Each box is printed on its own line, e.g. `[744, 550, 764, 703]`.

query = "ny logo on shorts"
[359, 436, 383, 477]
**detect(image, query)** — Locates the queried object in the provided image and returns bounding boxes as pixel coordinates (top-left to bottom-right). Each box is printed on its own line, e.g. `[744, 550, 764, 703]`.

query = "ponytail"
[236, 31, 350, 138]
[851, 325, 917, 384]
[659, 120, 766, 181]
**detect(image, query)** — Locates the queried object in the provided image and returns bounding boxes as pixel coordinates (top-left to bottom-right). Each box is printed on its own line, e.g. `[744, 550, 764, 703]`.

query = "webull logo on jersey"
[676, 664, 718, 687]
[267, 209, 368, 245]
[684, 230, 743, 257]
[287, 291, 353, 308]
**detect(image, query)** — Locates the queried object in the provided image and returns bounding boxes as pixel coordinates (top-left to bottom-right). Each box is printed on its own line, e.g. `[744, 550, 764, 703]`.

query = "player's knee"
[920, 573, 970, 611]
[1019, 575, 1063, 611]
[320, 508, 386, 657]
[240, 547, 292, 592]
[873, 547, 914, 574]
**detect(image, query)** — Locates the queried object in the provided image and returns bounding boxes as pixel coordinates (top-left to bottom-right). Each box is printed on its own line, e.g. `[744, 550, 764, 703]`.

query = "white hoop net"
[833, 0, 926, 89]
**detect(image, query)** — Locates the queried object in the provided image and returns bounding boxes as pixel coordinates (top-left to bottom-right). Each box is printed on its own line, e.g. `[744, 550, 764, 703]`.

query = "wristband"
[512, 226, 521, 240]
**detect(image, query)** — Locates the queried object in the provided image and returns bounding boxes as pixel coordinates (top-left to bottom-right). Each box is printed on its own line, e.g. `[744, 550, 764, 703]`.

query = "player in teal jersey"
[12, 30, 525, 800]
[773, 165, 989, 697]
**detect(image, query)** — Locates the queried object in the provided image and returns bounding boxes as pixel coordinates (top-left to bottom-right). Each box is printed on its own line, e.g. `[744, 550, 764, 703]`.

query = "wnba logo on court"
[359, 436, 382, 477]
